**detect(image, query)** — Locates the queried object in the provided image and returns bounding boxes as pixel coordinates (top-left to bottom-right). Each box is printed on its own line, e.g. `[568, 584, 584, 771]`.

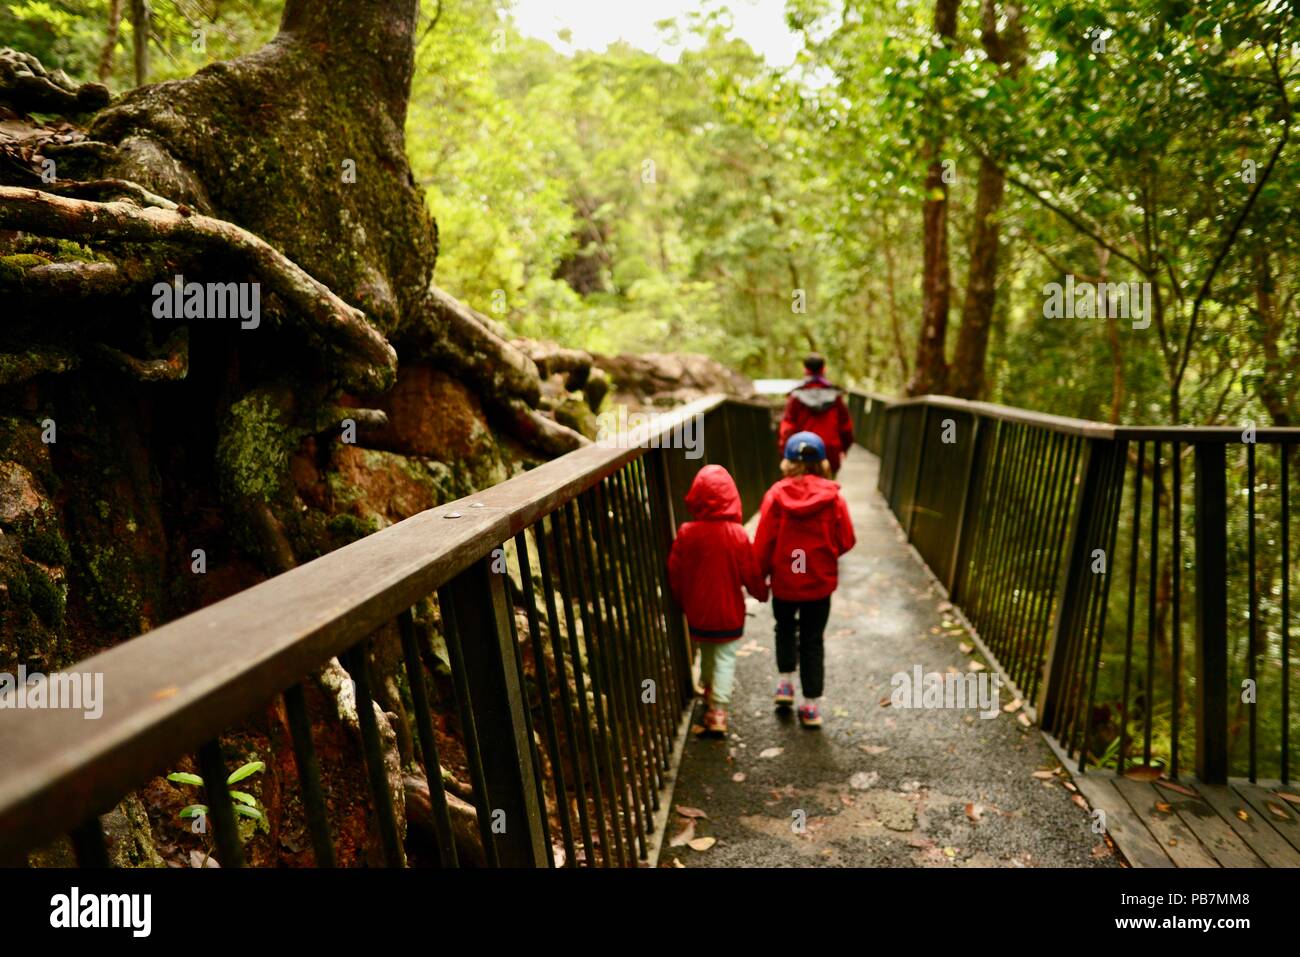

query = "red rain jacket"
[777, 377, 855, 473]
[754, 475, 856, 602]
[667, 465, 768, 642]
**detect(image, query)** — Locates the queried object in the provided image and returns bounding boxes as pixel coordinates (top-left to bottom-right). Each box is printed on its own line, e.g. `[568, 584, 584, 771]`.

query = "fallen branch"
[0, 186, 397, 392]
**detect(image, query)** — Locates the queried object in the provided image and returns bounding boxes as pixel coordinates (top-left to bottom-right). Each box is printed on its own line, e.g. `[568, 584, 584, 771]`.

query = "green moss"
[0, 254, 49, 284]
[85, 546, 142, 631]
[25, 564, 65, 627]
[216, 391, 296, 503]
[20, 524, 69, 567]
[327, 512, 378, 543]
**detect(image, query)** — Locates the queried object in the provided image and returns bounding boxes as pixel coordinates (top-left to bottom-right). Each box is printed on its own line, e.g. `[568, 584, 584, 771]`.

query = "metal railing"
[0, 395, 778, 867]
[864, 392, 1298, 785]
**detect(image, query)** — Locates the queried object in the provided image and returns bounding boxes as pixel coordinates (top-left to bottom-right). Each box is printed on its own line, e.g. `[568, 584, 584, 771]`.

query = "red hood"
[685, 465, 742, 521]
[771, 476, 841, 515]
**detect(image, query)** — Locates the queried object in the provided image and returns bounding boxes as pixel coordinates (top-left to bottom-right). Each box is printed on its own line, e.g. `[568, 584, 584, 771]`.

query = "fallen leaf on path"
[671, 858, 685, 868]
[758, 747, 783, 759]
[1002, 698, 1023, 713]
[1275, 791, 1300, 806]
[1071, 794, 1089, 811]
[669, 821, 696, 847]
[690, 724, 706, 736]
[942, 846, 958, 858]
[860, 744, 890, 755]
[1236, 809, 1250, 821]
[958, 642, 974, 654]
[1122, 765, 1162, 782]
[1032, 770, 1056, 780]
[878, 697, 892, 707]
[731, 772, 746, 783]
[1154, 779, 1199, 797]
[965, 803, 983, 823]
[1266, 802, 1291, 820]
[675, 805, 708, 820]
[687, 837, 716, 852]
[967, 660, 985, 672]
[850, 771, 879, 790]
[1016, 713, 1032, 727]
[1154, 802, 1173, 814]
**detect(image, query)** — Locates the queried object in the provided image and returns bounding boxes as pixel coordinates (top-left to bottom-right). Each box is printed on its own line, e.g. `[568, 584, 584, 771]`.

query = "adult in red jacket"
[667, 465, 768, 734]
[754, 431, 856, 728]
[777, 354, 855, 477]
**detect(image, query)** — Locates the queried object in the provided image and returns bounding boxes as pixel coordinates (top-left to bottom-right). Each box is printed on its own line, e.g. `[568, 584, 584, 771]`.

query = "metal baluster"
[197, 739, 245, 868]
[342, 642, 405, 867]
[534, 514, 596, 865]
[396, 608, 458, 867]
[514, 530, 576, 866]
[283, 681, 338, 867]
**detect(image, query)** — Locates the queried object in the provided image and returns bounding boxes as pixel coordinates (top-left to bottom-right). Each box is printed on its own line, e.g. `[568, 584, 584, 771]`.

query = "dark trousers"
[773, 596, 831, 698]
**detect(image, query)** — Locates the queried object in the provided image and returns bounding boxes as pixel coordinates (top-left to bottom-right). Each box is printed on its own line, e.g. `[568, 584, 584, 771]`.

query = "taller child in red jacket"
[668, 465, 768, 736]
[754, 432, 856, 728]
[777, 354, 855, 477]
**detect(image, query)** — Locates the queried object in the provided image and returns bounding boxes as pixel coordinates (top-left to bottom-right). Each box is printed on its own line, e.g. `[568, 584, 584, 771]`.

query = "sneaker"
[798, 703, 823, 729]
[774, 680, 795, 709]
[704, 708, 728, 736]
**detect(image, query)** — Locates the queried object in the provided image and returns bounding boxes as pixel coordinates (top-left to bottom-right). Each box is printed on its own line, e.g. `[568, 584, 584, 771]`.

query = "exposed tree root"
[0, 186, 398, 393]
[97, 327, 189, 382]
[495, 396, 591, 456]
[422, 285, 541, 405]
[0, 48, 110, 115]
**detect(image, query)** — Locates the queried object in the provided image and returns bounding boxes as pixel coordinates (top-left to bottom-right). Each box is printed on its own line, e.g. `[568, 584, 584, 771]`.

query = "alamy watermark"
[0, 665, 103, 719]
[1043, 275, 1151, 330]
[595, 406, 703, 460]
[890, 665, 1002, 719]
[152, 275, 260, 329]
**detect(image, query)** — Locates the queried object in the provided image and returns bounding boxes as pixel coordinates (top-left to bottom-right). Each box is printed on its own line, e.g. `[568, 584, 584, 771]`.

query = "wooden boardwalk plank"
[1071, 773, 1174, 868]
[1232, 781, 1300, 855]
[1149, 780, 1265, 868]
[1196, 782, 1300, 868]
[1113, 777, 1219, 867]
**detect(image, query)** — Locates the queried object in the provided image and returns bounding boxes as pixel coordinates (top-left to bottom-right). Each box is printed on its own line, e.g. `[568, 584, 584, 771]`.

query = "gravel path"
[661, 452, 1119, 868]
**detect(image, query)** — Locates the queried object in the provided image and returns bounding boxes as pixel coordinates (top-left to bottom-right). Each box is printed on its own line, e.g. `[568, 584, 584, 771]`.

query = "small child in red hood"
[754, 431, 856, 728]
[668, 464, 768, 736]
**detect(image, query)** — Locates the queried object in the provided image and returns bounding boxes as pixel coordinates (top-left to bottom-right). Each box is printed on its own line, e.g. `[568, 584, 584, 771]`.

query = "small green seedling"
[168, 760, 266, 826]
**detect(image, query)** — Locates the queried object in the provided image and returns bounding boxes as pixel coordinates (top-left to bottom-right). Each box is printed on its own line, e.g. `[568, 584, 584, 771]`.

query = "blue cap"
[784, 431, 826, 462]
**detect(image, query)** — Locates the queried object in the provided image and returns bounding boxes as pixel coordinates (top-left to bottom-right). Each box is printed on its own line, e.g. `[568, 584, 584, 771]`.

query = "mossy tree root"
[0, 186, 398, 393]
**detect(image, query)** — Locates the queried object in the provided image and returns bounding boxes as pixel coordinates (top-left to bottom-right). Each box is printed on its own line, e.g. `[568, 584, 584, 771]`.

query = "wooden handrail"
[0, 394, 727, 861]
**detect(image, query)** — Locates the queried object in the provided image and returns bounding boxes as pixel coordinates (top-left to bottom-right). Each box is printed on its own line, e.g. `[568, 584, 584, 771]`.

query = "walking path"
[661, 452, 1118, 868]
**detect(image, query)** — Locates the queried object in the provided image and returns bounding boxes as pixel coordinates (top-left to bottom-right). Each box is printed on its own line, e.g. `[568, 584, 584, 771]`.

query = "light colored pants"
[696, 640, 738, 709]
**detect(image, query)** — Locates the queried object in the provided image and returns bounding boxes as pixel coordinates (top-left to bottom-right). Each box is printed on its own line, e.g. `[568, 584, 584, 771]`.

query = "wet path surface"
[662, 452, 1118, 868]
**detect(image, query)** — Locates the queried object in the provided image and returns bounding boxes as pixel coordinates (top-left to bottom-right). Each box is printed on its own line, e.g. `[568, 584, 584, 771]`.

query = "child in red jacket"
[668, 465, 768, 735]
[754, 432, 856, 728]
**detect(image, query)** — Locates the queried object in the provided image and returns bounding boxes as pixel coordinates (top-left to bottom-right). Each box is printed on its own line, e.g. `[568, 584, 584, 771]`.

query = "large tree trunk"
[949, 0, 1025, 400]
[949, 156, 1004, 398]
[906, 0, 960, 397]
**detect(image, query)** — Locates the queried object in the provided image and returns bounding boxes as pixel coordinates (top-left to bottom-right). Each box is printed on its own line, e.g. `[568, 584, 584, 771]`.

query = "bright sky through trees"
[509, 0, 804, 65]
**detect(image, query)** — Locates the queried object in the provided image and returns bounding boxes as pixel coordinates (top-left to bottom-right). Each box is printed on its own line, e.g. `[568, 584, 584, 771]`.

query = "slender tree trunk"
[1097, 247, 1125, 422]
[1254, 249, 1293, 426]
[98, 0, 124, 82]
[950, 156, 1004, 398]
[906, 0, 960, 396]
[880, 219, 910, 385]
[130, 0, 148, 86]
